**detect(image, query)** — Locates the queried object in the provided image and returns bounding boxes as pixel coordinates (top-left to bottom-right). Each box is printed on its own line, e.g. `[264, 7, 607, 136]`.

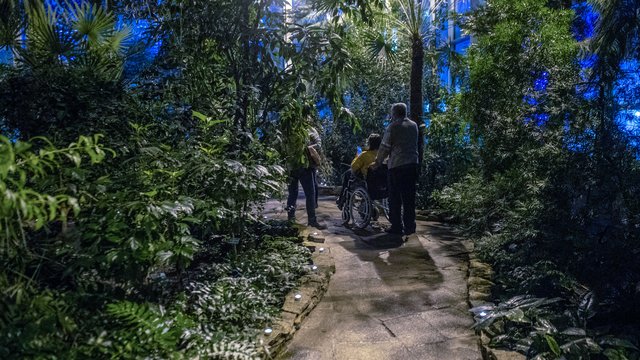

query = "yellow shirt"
[351, 150, 378, 178]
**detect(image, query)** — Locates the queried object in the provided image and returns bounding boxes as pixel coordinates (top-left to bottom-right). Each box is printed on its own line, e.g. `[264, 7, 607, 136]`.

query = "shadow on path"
[265, 196, 481, 360]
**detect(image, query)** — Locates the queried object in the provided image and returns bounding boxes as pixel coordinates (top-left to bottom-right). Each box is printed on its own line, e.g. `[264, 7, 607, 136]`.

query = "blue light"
[317, 98, 333, 120]
[524, 95, 538, 106]
[572, 1, 597, 42]
[0, 48, 12, 65]
[535, 113, 550, 126]
[455, 0, 472, 14]
[523, 113, 550, 127]
[533, 71, 549, 92]
[578, 54, 597, 69]
[438, 100, 447, 112]
[439, 64, 449, 88]
[268, 3, 283, 13]
[454, 38, 471, 55]
[120, 17, 163, 78]
[616, 110, 640, 137]
[343, 93, 352, 106]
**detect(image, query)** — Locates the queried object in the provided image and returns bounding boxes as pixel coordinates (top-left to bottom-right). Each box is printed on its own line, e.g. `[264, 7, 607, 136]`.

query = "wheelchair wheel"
[349, 186, 372, 229]
[342, 202, 350, 222]
[381, 198, 390, 221]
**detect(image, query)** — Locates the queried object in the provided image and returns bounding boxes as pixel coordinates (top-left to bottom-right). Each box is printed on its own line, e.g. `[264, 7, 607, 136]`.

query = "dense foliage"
[1, 0, 640, 358]
[431, 0, 640, 357]
[0, 1, 329, 358]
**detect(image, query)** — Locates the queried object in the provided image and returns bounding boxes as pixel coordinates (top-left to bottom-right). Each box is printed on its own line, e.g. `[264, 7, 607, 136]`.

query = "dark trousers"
[388, 164, 418, 234]
[287, 167, 317, 223]
[313, 168, 319, 208]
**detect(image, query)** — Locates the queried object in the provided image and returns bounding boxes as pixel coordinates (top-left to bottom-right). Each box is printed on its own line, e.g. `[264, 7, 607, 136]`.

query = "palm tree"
[310, 0, 437, 158]
[366, 0, 437, 162]
[396, 0, 427, 126]
[0, 0, 130, 78]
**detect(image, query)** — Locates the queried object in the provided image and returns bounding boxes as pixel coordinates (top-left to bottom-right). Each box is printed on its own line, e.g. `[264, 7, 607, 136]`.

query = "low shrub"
[0, 128, 307, 359]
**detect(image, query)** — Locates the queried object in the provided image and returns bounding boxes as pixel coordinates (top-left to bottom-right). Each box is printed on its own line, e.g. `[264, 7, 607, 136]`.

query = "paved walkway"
[265, 195, 481, 360]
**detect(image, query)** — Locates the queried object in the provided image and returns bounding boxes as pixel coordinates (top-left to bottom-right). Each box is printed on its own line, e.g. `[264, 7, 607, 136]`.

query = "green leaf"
[561, 338, 602, 354]
[192, 110, 208, 122]
[599, 336, 639, 351]
[545, 334, 561, 356]
[604, 348, 629, 360]
[505, 308, 528, 323]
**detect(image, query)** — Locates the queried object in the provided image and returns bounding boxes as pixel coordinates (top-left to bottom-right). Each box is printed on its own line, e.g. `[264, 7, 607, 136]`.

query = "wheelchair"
[341, 165, 390, 229]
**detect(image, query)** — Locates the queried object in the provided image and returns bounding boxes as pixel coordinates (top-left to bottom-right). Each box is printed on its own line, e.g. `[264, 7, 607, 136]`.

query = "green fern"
[202, 339, 262, 360]
[106, 301, 188, 350]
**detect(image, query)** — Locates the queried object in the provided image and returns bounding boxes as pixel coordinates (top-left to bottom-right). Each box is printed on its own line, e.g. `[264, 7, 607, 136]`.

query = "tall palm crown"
[0, 0, 130, 79]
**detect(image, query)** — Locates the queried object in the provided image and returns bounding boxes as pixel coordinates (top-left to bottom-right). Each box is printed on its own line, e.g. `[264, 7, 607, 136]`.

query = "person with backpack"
[285, 126, 327, 230]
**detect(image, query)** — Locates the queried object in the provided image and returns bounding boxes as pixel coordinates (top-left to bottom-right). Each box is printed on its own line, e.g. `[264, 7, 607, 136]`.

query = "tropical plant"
[471, 294, 640, 359]
[128, 0, 362, 137]
[396, 0, 428, 127]
[436, 1, 640, 355]
[0, 134, 111, 358]
[0, 1, 136, 141]
[362, 0, 444, 162]
[0, 134, 109, 261]
[0, 1, 360, 358]
[586, 0, 640, 202]
[2, 1, 132, 77]
[418, 94, 475, 206]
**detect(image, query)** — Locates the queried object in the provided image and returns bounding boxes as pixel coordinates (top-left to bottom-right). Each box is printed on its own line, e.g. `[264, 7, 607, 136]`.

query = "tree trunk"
[410, 34, 425, 164]
[410, 35, 424, 124]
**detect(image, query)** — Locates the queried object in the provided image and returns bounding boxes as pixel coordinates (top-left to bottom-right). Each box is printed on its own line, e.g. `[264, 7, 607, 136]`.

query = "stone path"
[264, 195, 481, 360]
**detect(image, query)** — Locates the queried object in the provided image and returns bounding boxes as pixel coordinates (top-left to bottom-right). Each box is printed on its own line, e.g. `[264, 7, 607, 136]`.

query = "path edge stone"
[465, 241, 525, 360]
[262, 228, 336, 359]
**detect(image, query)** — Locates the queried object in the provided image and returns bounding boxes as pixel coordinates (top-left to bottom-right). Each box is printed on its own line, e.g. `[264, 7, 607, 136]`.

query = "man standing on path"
[286, 126, 327, 230]
[373, 103, 419, 236]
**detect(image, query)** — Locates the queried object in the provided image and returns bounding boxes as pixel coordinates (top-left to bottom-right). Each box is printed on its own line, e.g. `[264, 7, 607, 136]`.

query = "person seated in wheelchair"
[336, 133, 382, 209]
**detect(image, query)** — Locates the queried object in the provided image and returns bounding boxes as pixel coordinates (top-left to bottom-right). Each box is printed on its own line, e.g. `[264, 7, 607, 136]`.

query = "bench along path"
[264, 195, 481, 360]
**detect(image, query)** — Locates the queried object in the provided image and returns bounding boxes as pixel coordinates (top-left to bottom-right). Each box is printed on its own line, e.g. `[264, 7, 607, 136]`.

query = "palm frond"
[23, 1, 74, 63]
[396, 0, 424, 37]
[310, 0, 385, 24]
[106, 26, 132, 55]
[70, 2, 117, 47]
[364, 29, 398, 66]
[394, 0, 437, 41]
[75, 51, 124, 79]
[0, 0, 24, 50]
